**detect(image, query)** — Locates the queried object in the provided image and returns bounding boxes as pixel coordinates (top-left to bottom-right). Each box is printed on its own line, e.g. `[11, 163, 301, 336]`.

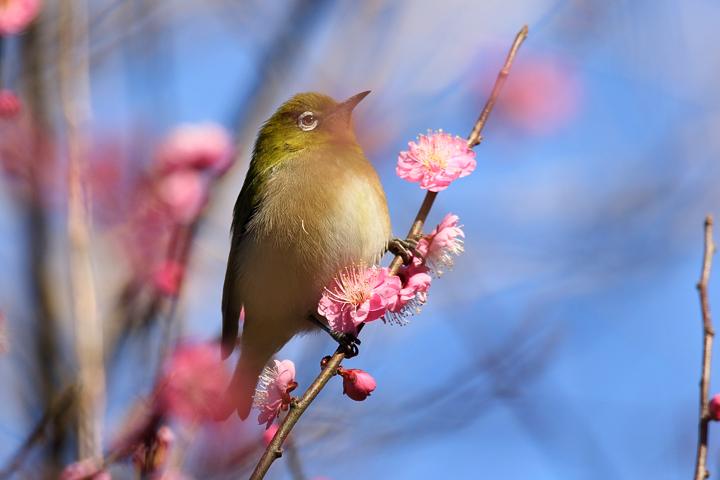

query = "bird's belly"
[238, 173, 390, 330]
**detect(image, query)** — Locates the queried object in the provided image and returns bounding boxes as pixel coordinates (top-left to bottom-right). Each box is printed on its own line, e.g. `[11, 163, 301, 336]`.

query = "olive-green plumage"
[220, 91, 391, 420]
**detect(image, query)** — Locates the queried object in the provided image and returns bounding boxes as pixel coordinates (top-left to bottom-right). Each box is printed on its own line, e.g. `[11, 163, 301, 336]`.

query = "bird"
[220, 91, 395, 420]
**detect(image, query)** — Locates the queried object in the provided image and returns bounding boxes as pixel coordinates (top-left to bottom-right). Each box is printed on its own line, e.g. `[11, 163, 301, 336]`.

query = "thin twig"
[694, 215, 715, 480]
[248, 25, 529, 480]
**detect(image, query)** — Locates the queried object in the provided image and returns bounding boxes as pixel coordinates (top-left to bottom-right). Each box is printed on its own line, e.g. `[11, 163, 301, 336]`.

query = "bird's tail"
[217, 348, 269, 421]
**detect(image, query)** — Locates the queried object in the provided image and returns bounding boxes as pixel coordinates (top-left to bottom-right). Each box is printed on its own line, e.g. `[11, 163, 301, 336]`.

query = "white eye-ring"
[297, 111, 318, 131]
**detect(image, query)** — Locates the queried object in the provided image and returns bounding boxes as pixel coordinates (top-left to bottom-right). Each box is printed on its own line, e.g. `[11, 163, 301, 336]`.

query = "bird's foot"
[387, 235, 423, 265]
[308, 314, 361, 358]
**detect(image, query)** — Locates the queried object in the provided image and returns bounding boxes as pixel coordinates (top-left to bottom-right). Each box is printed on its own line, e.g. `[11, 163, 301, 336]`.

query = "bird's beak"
[337, 90, 371, 113]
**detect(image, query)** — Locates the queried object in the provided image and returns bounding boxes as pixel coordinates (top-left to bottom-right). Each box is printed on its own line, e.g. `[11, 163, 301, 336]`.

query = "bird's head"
[253, 91, 370, 165]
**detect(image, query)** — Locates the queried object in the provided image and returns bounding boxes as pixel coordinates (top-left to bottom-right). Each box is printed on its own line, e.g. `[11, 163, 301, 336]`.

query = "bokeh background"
[1, 0, 719, 478]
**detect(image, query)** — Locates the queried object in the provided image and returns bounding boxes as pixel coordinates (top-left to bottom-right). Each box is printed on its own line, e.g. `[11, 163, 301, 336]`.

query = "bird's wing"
[221, 165, 263, 359]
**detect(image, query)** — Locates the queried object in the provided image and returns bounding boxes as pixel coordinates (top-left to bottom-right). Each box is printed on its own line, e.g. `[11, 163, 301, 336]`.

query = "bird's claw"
[388, 236, 423, 265]
[308, 314, 361, 358]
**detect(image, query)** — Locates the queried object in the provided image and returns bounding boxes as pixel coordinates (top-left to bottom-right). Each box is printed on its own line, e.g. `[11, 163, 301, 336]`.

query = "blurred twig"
[694, 215, 715, 480]
[0, 386, 76, 479]
[249, 25, 529, 480]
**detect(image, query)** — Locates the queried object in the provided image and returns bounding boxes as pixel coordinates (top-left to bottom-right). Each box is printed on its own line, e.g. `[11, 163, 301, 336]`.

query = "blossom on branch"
[386, 262, 432, 324]
[0, 90, 21, 118]
[156, 122, 234, 176]
[0, 0, 40, 35]
[396, 130, 476, 192]
[154, 342, 230, 422]
[152, 260, 184, 296]
[254, 359, 298, 428]
[339, 368, 376, 401]
[318, 265, 401, 334]
[416, 213, 465, 277]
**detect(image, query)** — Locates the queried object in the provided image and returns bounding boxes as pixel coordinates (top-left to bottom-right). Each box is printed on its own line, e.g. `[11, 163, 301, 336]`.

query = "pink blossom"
[318, 265, 402, 334]
[263, 423, 279, 445]
[396, 131, 476, 192]
[339, 368, 376, 401]
[60, 459, 110, 480]
[155, 342, 231, 422]
[710, 394, 720, 421]
[0, 0, 41, 35]
[416, 213, 464, 277]
[156, 123, 234, 176]
[152, 260, 184, 296]
[254, 359, 298, 428]
[0, 90, 21, 118]
[156, 170, 208, 225]
[386, 262, 432, 324]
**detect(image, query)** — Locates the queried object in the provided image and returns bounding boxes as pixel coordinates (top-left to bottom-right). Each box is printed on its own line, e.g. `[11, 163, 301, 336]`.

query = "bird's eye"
[297, 111, 318, 131]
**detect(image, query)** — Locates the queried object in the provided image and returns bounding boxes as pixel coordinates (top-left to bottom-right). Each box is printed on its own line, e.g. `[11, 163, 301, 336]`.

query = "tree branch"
[695, 215, 715, 480]
[249, 25, 529, 480]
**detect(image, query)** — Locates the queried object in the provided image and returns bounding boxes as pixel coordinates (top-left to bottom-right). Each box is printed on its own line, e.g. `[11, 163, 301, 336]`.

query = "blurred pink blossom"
[339, 368, 376, 401]
[263, 423, 279, 445]
[254, 359, 297, 428]
[155, 342, 230, 422]
[0, 90, 21, 118]
[0, 0, 40, 35]
[156, 123, 234, 175]
[152, 260, 184, 296]
[416, 213, 464, 277]
[60, 459, 110, 480]
[318, 265, 401, 334]
[710, 394, 720, 421]
[156, 170, 208, 225]
[396, 131, 476, 192]
[497, 57, 582, 135]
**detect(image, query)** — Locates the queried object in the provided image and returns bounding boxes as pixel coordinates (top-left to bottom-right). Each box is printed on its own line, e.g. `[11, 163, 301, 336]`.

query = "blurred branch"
[694, 215, 715, 480]
[0, 386, 76, 479]
[59, 0, 105, 460]
[19, 17, 66, 473]
[249, 25, 529, 480]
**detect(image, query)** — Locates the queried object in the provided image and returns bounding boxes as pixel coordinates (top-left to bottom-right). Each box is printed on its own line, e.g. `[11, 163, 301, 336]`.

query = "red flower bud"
[339, 368, 376, 401]
[709, 394, 720, 421]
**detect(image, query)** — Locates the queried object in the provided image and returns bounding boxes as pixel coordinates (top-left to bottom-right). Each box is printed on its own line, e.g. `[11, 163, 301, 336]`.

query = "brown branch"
[695, 215, 716, 480]
[249, 25, 529, 480]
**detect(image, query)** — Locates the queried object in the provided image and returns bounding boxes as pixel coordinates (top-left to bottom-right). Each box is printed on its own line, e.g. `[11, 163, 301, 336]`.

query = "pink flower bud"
[710, 394, 720, 421]
[0, 0, 41, 36]
[0, 90, 21, 118]
[339, 368, 376, 401]
[152, 260, 184, 296]
[263, 423, 279, 446]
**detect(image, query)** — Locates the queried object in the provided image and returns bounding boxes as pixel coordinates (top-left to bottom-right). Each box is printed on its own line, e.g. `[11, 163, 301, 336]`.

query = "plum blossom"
[0, 90, 21, 118]
[318, 265, 401, 334]
[0, 0, 41, 35]
[254, 359, 298, 428]
[60, 459, 110, 480]
[156, 170, 208, 225]
[416, 213, 465, 277]
[154, 342, 230, 422]
[156, 123, 234, 176]
[152, 260, 184, 296]
[339, 368, 376, 401]
[386, 262, 432, 325]
[396, 130, 476, 192]
[710, 394, 720, 421]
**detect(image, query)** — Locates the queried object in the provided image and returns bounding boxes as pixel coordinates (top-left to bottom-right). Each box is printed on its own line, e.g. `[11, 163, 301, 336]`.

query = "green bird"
[220, 91, 395, 420]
